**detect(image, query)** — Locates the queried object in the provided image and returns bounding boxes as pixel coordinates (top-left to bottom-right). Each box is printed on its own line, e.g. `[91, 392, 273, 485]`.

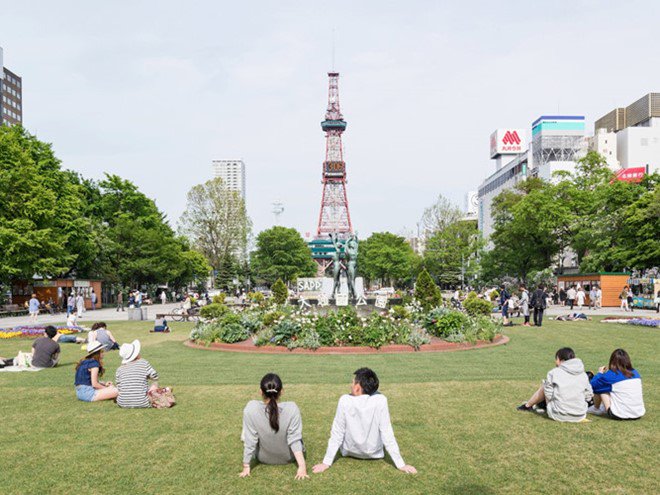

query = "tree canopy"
[357, 232, 418, 287]
[251, 226, 317, 285]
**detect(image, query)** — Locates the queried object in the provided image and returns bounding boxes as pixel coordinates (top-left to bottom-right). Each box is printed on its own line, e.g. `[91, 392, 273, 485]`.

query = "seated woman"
[74, 341, 119, 402]
[88, 322, 119, 350]
[240, 373, 308, 480]
[116, 340, 159, 408]
[589, 349, 645, 420]
[517, 347, 593, 422]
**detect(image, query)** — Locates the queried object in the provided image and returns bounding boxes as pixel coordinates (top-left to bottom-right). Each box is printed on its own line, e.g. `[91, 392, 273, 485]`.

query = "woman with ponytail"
[240, 373, 308, 480]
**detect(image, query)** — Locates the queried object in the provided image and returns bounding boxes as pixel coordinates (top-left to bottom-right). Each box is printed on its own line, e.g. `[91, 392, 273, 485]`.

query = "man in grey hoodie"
[517, 347, 593, 422]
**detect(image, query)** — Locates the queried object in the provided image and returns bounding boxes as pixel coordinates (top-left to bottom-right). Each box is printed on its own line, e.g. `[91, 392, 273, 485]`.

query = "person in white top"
[160, 291, 167, 304]
[566, 286, 577, 310]
[312, 368, 417, 475]
[576, 288, 586, 310]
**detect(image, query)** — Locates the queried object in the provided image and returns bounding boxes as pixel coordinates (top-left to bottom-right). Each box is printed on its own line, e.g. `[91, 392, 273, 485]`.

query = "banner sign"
[614, 167, 645, 183]
[296, 278, 324, 293]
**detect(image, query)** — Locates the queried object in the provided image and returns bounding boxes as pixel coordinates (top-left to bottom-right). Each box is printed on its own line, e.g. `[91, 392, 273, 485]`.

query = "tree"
[0, 126, 87, 283]
[357, 232, 418, 287]
[178, 177, 251, 285]
[423, 219, 484, 287]
[271, 279, 288, 304]
[420, 194, 464, 236]
[414, 269, 442, 311]
[251, 227, 317, 284]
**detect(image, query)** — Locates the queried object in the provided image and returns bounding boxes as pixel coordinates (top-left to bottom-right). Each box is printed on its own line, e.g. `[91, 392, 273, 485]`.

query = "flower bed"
[189, 303, 503, 351]
[601, 316, 660, 327]
[0, 325, 83, 339]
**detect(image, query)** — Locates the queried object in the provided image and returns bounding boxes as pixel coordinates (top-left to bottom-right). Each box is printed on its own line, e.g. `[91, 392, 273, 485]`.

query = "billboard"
[465, 191, 479, 216]
[490, 129, 527, 158]
[614, 167, 646, 183]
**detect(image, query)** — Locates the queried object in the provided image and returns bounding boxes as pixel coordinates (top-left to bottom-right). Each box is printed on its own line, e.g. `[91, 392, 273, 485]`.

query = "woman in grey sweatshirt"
[517, 347, 593, 422]
[240, 373, 308, 480]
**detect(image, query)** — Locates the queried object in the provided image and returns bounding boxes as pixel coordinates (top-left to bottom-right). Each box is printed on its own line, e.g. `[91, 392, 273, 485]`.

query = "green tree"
[251, 226, 317, 284]
[178, 177, 251, 286]
[357, 232, 418, 287]
[271, 278, 288, 304]
[414, 268, 442, 311]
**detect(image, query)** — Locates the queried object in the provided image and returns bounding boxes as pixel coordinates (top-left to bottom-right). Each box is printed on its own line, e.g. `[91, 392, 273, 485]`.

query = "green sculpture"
[328, 232, 359, 300]
[329, 232, 342, 297]
[346, 233, 358, 299]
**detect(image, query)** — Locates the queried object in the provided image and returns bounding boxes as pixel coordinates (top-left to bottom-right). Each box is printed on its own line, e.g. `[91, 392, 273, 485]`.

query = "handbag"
[148, 386, 176, 408]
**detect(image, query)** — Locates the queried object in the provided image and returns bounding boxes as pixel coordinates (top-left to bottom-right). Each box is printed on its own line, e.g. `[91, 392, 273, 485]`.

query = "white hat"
[119, 339, 141, 364]
[85, 340, 105, 357]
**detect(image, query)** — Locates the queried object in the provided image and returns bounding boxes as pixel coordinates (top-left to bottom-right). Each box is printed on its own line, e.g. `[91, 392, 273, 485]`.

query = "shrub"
[489, 289, 499, 302]
[272, 279, 288, 305]
[199, 303, 229, 320]
[262, 310, 284, 327]
[240, 313, 263, 333]
[271, 318, 301, 345]
[463, 297, 493, 317]
[218, 322, 250, 343]
[407, 327, 431, 350]
[466, 291, 478, 300]
[253, 327, 274, 346]
[212, 293, 226, 305]
[414, 269, 442, 311]
[247, 291, 265, 304]
[389, 305, 410, 320]
[424, 309, 469, 338]
[286, 328, 321, 350]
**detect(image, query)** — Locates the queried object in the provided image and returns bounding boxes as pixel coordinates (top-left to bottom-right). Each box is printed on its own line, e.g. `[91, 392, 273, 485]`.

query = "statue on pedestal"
[328, 232, 359, 300]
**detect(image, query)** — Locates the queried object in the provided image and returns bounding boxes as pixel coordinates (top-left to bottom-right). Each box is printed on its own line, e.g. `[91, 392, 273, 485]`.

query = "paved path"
[0, 302, 183, 328]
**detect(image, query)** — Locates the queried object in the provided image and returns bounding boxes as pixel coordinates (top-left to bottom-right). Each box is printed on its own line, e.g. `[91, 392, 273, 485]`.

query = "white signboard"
[375, 295, 388, 309]
[297, 278, 324, 293]
[74, 280, 91, 288]
[317, 293, 329, 307]
[335, 293, 349, 306]
[490, 129, 527, 158]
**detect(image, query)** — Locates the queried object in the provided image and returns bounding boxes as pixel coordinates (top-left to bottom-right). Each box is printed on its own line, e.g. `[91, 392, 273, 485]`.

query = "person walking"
[566, 285, 577, 310]
[520, 285, 530, 327]
[90, 289, 97, 311]
[28, 293, 40, 323]
[530, 284, 548, 327]
[559, 287, 567, 307]
[135, 290, 143, 308]
[499, 285, 511, 326]
[626, 286, 635, 312]
[595, 286, 603, 309]
[116, 290, 125, 312]
[160, 291, 167, 305]
[576, 287, 586, 311]
[620, 286, 629, 312]
[67, 292, 75, 317]
[589, 286, 597, 310]
[76, 292, 85, 319]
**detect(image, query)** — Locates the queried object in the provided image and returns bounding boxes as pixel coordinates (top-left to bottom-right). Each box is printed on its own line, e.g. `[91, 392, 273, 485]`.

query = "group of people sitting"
[240, 368, 417, 480]
[518, 347, 645, 422]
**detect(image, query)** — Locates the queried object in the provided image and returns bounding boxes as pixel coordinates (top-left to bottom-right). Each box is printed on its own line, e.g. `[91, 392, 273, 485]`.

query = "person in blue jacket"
[589, 348, 645, 420]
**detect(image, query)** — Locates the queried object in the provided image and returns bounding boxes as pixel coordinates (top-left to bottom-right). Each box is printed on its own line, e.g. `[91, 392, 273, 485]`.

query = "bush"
[466, 291, 478, 300]
[463, 297, 493, 316]
[489, 289, 499, 302]
[247, 291, 265, 304]
[272, 279, 288, 305]
[389, 305, 410, 320]
[407, 327, 431, 350]
[414, 269, 443, 311]
[218, 321, 250, 343]
[253, 327, 274, 346]
[199, 303, 229, 320]
[212, 293, 226, 305]
[240, 312, 263, 333]
[271, 318, 302, 345]
[262, 310, 284, 327]
[424, 308, 469, 338]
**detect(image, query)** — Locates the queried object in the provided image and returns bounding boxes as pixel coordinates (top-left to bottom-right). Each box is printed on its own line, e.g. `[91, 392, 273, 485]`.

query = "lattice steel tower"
[316, 72, 353, 237]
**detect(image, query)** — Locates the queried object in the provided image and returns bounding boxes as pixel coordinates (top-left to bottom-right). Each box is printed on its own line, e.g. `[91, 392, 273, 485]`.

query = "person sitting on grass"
[588, 349, 645, 420]
[116, 340, 159, 408]
[31, 325, 61, 368]
[517, 347, 593, 422]
[74, 341, 119, 402]
[87, 322, 119, 350]
[66, 308, 78, 328]
[240, 373, 308, 480]
[312, 368, 417, 475]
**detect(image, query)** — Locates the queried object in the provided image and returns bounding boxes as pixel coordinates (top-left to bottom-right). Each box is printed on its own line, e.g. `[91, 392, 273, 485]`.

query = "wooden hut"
[557, 273, 631, 307]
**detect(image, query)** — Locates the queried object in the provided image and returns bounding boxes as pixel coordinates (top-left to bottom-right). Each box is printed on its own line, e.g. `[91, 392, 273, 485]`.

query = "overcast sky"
[2, 1, 659, 239]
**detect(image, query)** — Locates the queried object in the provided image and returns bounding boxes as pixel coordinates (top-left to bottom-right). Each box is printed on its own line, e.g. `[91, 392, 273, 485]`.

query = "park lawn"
[0, 317, 657, 495]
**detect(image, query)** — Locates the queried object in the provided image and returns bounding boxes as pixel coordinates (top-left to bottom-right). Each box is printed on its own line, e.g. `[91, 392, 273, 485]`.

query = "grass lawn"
[0, 317, 657, 495]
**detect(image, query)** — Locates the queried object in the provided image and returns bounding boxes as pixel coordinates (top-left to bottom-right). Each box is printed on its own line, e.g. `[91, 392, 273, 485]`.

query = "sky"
[2, 1, 659, 239]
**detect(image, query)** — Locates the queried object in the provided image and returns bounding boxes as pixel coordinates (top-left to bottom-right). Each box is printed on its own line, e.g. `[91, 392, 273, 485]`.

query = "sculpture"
[328, 232, 359, 300]
[329, 233, 343, 297]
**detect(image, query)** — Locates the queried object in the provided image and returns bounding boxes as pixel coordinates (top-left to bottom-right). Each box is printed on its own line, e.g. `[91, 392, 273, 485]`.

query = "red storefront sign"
[614, 167, 646, 183]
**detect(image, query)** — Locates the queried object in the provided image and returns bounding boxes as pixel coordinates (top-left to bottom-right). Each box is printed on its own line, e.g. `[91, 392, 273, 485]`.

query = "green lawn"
[0, 318, 657, 495]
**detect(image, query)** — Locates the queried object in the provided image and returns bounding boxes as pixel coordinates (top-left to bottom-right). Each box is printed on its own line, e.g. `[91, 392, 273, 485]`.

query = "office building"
[595, 93, 660, 173]
[0, 47, 23, 126]
[531, 115, 585, 177]
[212, 159, 246, 199]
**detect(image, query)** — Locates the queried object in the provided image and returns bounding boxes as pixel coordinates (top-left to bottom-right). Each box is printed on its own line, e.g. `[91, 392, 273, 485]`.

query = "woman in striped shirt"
[116, 340, 159, 408]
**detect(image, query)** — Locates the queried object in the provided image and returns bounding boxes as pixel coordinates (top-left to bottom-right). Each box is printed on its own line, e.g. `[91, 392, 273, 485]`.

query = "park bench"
[0, 304, 29, 318]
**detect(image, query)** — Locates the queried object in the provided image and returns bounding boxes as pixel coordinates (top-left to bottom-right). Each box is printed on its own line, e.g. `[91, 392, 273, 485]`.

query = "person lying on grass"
[74, 340, 119, 402]
[588, 348, 645, 420]
[312, 367, 417, 475]
[116, 340, 159, 408]
[240, 373, 308, 480]
[517, 347, 593, 422]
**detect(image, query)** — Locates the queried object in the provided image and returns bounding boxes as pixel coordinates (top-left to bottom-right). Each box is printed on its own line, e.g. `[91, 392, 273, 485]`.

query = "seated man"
[32, 325, 61, 368]
[312, 368, 417, 474]
[151, 317, 170, 333]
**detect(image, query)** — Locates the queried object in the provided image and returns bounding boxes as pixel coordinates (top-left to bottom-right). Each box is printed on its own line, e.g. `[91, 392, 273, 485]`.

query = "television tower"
[316, 72, 353, 237]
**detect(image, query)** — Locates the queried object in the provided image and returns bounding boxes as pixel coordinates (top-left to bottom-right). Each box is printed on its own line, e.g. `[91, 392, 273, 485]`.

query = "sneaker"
[517, 404, 534, 412]
[587, 405, 606, 416]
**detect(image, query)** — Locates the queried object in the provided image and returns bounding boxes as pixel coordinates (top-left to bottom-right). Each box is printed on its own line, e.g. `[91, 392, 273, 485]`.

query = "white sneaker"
[587, 405, 606, 416]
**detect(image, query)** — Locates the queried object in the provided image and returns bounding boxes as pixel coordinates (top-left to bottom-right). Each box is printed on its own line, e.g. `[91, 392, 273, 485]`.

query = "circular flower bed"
[0, 325, 83, 339]
[601, 316, 660, 327]
[188, 303, 503, 352]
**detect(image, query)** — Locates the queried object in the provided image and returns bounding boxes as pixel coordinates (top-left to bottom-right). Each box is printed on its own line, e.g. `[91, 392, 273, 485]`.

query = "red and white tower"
[316, 72, 353, 237]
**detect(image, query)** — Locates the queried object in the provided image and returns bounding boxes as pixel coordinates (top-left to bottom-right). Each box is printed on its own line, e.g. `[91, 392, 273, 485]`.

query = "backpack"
[148, 387, 176, 408]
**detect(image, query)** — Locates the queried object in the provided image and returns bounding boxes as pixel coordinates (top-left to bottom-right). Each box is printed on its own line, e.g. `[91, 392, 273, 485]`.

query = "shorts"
[501, 306, 509, 317]
[76, 385, 97, 402]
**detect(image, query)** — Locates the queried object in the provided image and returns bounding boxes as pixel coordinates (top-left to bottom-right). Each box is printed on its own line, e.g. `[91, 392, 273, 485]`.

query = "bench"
[0, 305, 29, 318]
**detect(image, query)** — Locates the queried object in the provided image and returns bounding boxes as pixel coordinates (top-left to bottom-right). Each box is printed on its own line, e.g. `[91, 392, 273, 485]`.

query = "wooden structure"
[557, 273, 630, 307]
[11, 279, 103, 310]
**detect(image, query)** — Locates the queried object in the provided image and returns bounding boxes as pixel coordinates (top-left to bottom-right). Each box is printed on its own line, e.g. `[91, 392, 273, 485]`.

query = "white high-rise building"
[212, 159, 246, 199]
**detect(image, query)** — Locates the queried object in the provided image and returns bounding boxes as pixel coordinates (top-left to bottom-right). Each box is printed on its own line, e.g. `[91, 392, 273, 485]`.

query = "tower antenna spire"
[331, 28, 336, 71]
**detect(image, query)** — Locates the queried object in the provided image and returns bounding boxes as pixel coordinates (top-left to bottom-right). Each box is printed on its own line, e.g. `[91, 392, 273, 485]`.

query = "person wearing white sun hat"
[74, 340, 119, 402]
[115, 340, 159, 408]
